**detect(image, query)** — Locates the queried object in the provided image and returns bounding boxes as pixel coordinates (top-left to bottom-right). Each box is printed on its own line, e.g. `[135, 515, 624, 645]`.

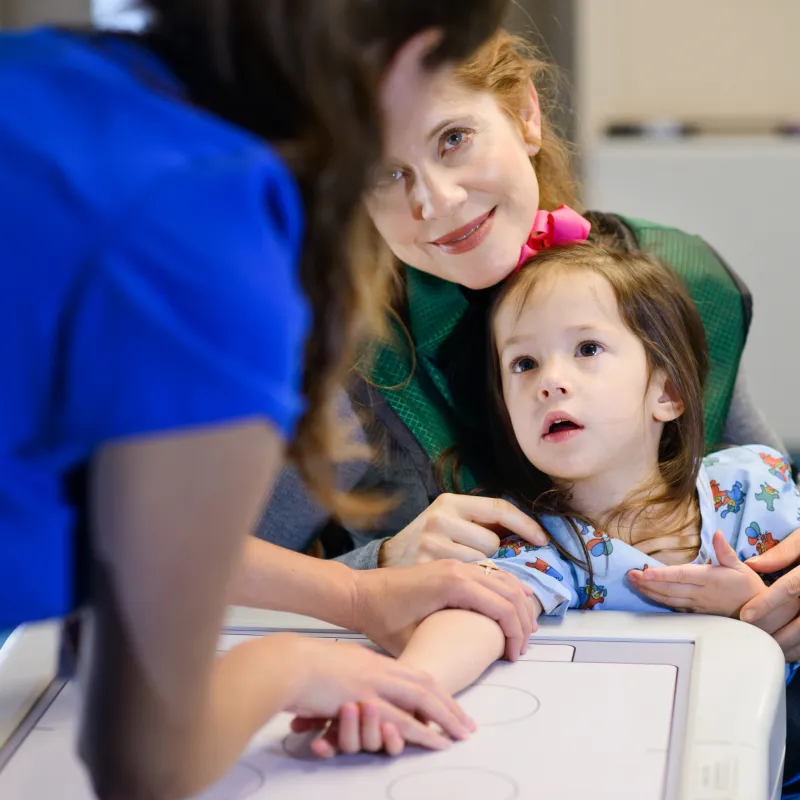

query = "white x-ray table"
[0, 609, 787, 800]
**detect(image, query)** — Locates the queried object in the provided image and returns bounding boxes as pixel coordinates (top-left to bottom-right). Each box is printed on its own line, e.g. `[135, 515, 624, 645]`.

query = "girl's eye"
[511, 356, 537, 374]
[577, 341, 604, 358]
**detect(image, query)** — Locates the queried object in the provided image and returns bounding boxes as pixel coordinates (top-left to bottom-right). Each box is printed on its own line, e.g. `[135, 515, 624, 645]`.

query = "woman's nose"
[410, 166, 468, 221]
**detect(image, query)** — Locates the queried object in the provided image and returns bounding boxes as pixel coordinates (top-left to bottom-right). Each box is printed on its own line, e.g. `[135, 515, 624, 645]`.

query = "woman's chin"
[461, 258, 518, 290]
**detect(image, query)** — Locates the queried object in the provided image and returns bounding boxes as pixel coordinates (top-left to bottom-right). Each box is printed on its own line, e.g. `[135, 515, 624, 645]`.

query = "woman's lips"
[431, 209, 496, 255]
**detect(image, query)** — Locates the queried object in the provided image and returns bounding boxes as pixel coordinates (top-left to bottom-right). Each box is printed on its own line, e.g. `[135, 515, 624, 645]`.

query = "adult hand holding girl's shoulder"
[378, 493, 548, 567]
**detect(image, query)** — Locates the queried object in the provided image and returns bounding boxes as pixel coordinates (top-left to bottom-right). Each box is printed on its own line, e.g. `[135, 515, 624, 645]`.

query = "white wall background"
[577, 1, 800, 450]
[576, 0, 800, 146]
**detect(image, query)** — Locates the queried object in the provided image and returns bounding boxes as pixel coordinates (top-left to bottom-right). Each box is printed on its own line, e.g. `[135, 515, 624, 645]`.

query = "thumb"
[712, 530, 743, 570]
[746, 526, 800, 573]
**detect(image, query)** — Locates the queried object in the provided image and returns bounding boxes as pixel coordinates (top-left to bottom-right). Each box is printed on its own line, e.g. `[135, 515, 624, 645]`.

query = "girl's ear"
[520, 80, 542, 157]
[651, 371, 685, 423]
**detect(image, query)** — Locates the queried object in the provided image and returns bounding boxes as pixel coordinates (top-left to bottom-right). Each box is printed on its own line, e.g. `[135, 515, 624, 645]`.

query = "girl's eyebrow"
[500, 324, 606, 353]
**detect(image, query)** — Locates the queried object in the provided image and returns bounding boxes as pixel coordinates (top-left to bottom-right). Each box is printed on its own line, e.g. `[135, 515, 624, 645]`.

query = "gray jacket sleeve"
[255, 385, 433, 570]
[254, 390, 372, 554]
[722, 364, 788, 457]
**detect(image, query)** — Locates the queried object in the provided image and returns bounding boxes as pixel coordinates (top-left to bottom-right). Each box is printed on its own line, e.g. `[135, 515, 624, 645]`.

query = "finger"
[382, 672, 472, 741]
[629, 576, 700, 601]
[771, 615, 800, 656]
[423, 514, 508, 559]
[446, 566, 530, 659]
[310, 735, 337, 759]
[336, 703, 361, 755]
[632, 588, 697, 610]
[746, 527, 800, 572]
[712, 530, 743, 570]
[360, 702, 384, 753]
[741, 568, 800, 622]
[375, 701, 453, 751]
[449, 495, 549, 546]
[391, 660, 476, 732]
[291, 717, 328, 734]
[424, 534, 496, 563]
[381, 722, 405, 757]
[635, 563, 710, 586]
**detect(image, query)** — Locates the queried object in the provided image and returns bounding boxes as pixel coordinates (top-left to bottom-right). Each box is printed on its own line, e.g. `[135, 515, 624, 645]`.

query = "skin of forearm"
[230, 537, 358, 630]
[398, 609, 507, 695]
[179, 635, 305, 795]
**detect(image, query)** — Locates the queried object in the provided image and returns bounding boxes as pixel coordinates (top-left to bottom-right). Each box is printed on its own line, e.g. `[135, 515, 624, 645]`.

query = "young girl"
[396, 241, 800, 696]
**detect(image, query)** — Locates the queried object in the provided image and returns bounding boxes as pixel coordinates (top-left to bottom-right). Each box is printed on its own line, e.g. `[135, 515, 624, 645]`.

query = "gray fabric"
[255, 364, 782, 570]
[721, 365, 787, 457]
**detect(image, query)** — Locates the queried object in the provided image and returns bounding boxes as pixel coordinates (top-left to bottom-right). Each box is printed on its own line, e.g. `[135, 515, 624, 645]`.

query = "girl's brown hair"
[484, 243, 709, 560]
[143, 0, 509, 520]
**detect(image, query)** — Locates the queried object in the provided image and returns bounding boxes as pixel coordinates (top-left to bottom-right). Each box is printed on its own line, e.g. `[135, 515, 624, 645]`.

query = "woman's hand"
[351, 559, 537, 661]
[627, 531, 765, 616]
[283, 635, 475, 754]
[739, 528, 800, 659]
[378, 494, 548, 568]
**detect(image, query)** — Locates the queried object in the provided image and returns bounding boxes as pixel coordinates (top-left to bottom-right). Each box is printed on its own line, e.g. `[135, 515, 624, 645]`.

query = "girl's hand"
[289, 705, 406, 759]
[379, 494, 548, 568]
[627, 530, 765, 616]
[285, 636, 474, 752]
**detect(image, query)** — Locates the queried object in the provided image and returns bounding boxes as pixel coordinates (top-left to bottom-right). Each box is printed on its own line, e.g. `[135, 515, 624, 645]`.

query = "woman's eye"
[372, 167, 405, 189]
[577, 341, 603, 358]
[441, 128, 471, 154]
[511, 356, 537, 373]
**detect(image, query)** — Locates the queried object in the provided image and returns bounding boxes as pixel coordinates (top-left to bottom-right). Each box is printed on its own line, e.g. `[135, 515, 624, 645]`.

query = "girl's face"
[367, 67, 542, 290]
[493, 269, 681, 486]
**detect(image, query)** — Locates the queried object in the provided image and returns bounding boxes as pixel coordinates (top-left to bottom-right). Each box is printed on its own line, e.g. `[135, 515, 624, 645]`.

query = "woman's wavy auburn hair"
[143, 0, 509, 521]
[454, 29, 578, 212]
[486, 243, 710, 558]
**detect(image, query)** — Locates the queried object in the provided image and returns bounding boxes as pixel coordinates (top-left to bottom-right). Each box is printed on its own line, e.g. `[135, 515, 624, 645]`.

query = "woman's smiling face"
[366, 66, 543, 290]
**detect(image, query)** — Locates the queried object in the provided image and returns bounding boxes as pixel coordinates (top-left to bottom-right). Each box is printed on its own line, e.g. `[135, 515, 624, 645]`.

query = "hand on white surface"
[351, 558, 536, 661]
[378, 494, 548, 568]
[285, 636, 475, 753]
[289, 704, 407, 759]
[627, 530, 765, 616]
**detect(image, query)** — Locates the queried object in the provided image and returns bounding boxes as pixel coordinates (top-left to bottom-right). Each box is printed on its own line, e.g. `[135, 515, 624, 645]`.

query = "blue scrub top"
[0, 28, 310, 627]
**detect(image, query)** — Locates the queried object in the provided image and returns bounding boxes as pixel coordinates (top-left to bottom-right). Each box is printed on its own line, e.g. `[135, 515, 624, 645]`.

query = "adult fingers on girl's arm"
[746, 528, 800, 572]
[454, 495, 549, 546]
[462, 567, 536, 661]
[425, 531, 497, 563]
[450, 567, 534, 659]
[740, 567, 800, 622]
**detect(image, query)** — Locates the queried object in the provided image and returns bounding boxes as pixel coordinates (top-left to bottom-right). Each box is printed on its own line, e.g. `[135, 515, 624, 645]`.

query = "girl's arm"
[399, 596, 544, 695]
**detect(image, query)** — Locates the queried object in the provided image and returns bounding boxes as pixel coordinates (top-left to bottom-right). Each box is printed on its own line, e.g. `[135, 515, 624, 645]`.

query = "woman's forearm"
[231, 537, 358, 630]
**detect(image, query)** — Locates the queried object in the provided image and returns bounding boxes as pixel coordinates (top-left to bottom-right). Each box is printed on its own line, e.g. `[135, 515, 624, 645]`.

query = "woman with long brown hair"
[0, 2, 546, 797]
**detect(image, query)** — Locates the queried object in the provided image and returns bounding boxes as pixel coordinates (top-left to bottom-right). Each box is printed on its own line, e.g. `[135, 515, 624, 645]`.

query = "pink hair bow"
[515, 205, 591, 270]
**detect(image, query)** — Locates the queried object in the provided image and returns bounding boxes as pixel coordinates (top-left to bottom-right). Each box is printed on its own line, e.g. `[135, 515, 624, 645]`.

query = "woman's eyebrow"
[426, 118, 458, 141]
